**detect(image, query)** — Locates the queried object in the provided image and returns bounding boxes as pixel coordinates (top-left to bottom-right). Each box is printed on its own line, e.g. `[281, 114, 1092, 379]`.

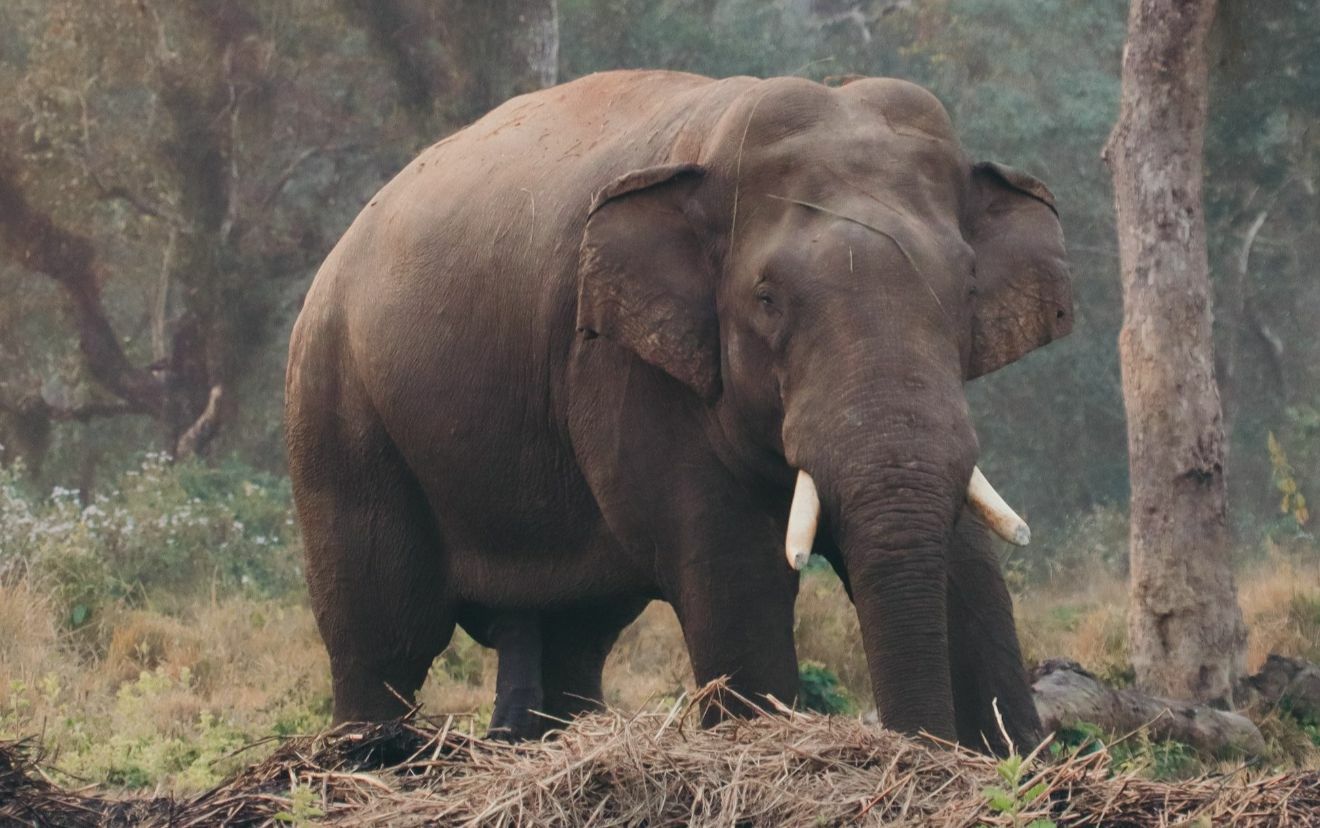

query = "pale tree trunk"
[453, 0, 560, 120]
[341, 1, 559, 128]
[512, 0, 559, 90]
[1103, 0, 1246, 704]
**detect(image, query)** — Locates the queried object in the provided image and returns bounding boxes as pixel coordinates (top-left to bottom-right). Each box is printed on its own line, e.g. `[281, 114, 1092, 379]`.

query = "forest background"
[0, 0, 1317, 790]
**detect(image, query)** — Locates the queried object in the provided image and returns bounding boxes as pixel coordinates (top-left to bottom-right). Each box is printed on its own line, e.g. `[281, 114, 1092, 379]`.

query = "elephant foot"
[486, 685, 546, 741]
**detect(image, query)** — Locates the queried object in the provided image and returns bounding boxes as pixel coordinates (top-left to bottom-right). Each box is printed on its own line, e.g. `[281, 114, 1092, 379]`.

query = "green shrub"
[53, 667, 251, 790]
[797, 661, 855, 715]
[1051, 721, 1203, 780]
[0, 454, 302, 624]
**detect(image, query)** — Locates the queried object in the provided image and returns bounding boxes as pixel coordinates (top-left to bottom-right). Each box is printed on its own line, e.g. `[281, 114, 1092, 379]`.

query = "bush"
[1051, 722, 1202, 781]
[55, 667, 252, 790]
[797, 661, 855, 715]
[0, 454, 302, 626]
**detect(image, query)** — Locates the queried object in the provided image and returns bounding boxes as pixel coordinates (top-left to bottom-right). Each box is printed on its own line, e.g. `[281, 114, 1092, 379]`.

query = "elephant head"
[575, 78, 1070, 738]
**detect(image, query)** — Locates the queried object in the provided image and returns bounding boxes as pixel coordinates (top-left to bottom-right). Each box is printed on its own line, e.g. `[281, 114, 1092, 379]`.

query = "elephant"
[285, 69, 1071, 751]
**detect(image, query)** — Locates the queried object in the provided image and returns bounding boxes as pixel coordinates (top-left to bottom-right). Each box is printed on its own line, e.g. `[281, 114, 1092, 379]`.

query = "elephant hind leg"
[463, 600, 647, 741]
[947, 509, 1043, 755]
[289, 410, 454, 724]
[461, 608, 547, 741]
[539, 600, 648, 722]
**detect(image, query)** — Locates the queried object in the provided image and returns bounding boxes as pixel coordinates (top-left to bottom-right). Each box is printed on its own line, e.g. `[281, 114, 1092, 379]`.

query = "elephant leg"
[291, 424, 454, 723]
[466, 609, 547, 741]
[946, 508, 1043, 754]
[538, 600, 648, 723]
[672, 532, 801, 725]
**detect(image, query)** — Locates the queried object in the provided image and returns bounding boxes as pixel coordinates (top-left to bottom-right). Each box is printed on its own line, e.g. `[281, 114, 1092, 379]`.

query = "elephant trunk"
[783, 367, 982, 740]
[836, 463, 965, 739]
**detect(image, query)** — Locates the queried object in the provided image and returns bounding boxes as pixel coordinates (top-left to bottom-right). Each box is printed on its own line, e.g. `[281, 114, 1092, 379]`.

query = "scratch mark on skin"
[766, 193, 949, 323]
[817, 162, 912, 226]
[849, 246, 854, 273]
[556, 139, 583, 161]
[520, 188, 536, 247]
[730, 90, 773, 265]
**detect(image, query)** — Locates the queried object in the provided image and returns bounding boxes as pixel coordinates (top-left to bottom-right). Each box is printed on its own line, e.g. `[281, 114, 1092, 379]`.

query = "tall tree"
[1103, 0, 1246, 703]
[0, 0, 561, 480]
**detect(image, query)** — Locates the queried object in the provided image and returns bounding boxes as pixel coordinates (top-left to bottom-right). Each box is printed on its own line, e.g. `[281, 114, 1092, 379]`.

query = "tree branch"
[174, 384, 224, 458]
[337, 0, 445, 119]
[0, 138, 165, 416]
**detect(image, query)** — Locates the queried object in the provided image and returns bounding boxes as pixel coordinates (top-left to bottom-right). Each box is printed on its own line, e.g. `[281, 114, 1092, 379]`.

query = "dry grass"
[5, 686, 1320, 827]
[1014, 545, 1320, 688]
[0, 583, 65, 714]
[1241, 547, 1320, 669]
[602, 602, 691, 709]
[4, 546, 1320, 795]
[1016, 559, 1133, 686]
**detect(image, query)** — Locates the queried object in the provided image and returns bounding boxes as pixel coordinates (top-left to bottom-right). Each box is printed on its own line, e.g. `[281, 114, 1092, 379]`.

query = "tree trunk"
[452, 0, 559, 120]
[1103, 0, 1246, 704]
[1033, 659, 1264, 756]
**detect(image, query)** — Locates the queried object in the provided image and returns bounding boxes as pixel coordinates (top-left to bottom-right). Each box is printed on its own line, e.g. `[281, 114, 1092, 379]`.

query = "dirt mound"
[3, 687, 1319, 826]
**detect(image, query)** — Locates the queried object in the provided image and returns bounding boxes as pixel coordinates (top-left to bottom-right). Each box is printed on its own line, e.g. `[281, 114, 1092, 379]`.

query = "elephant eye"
[754, 284, 775, 306]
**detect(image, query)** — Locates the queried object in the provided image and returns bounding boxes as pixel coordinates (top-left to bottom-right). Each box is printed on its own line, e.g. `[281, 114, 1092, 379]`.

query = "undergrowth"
[2, 454, 1319, 791]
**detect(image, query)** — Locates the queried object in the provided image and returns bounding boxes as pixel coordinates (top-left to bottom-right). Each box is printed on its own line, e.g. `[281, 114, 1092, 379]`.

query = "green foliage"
[1050, 721, 1106, 757]
[561, 0, 818, 81]
[1276, 695, 1320, 749]
[1051, 721, 1202, 781]
[8, 667, 251, 790]
[980, 752, 1054, 827]
[273, 783, 326, 825]
[0, 454, 302, 623]
[1268, 431, 1311, 532]
[432, 628, 488, 687]
[796, 661, 855, 716]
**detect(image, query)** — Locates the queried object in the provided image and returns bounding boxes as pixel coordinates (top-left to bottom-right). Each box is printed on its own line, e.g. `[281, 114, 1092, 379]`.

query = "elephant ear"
[576, 163, 721, 400]
[965, 162, 1073, 379]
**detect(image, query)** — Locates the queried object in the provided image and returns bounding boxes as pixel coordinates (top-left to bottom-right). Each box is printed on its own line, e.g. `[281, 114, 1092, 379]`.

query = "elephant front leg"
[946, 509, 1043, 754]
[672, 537, 801, 726]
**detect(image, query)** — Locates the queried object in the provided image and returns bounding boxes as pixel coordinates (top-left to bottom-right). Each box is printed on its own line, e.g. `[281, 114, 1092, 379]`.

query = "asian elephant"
[285, 70, 1071, 751]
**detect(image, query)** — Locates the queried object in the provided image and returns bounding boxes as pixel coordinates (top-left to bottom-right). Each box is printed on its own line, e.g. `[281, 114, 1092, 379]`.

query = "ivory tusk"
[967, 465, 1031, 546]
[785, 469, 820, 570]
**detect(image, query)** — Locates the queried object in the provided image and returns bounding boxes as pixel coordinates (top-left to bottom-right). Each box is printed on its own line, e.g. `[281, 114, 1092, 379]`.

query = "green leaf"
[983, 786, 1017, 813]
[996, 754, 1023, 785]
[70, 604, 89, 627]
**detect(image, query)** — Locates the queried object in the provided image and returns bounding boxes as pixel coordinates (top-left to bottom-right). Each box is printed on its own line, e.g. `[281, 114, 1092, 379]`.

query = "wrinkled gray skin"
[285, 70, 1071, 750]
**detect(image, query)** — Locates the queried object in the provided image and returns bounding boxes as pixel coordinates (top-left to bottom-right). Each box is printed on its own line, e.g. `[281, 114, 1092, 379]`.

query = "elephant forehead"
[760, 206, 972, 293]
[741, 132, 967, 227]
[729, 76, 958, 147]
[706, 78, 968, 211]
[837, 77, 959, 143]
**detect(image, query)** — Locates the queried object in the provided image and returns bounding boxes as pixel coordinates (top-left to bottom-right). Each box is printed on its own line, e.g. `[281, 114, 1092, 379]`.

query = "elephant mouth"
[783, 465, 1029, 570]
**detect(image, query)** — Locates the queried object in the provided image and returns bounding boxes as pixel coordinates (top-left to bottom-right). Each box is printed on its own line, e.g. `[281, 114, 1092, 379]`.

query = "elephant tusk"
[967, 465, 1031, 546]
[785, 469, 820, 571]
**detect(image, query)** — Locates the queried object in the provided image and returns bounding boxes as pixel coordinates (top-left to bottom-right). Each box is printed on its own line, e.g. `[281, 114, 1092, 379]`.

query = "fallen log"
[1242, 653, 1320, 722]
[1032, 658, 1266, 756]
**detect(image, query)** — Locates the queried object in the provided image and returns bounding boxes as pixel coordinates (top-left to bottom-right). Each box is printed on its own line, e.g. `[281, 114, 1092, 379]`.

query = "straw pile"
[3, 685, 1319, 827]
